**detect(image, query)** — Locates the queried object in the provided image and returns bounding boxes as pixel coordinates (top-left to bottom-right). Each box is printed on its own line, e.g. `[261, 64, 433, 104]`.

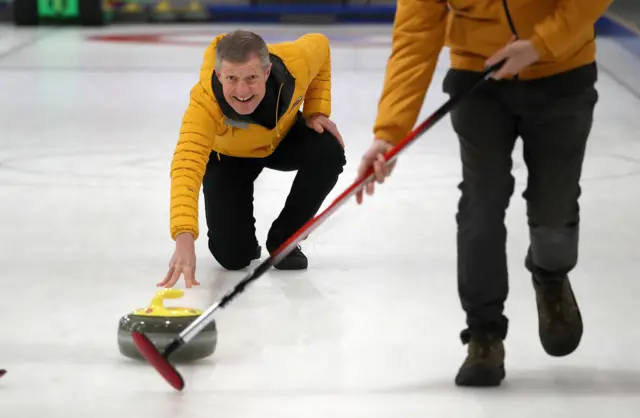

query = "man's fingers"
[355, 148, 391, 203]
[183, 267, 200, 288]
[168, 268, 183, 288]
[485, 52, 504, 67]
[329, 126, 344, 147]
[486, 46, 512, 78]
[366, 181, 375, 195]
[384, 159, 396, 176]
[320, 120, 344, 147]
[328, 121, 341, 139]
[356, 189, 363, 204]
[355, 158, 371, 204]
[376, 152, 393, 183]
[157, 266, 175, 286]
[333, 130, 345, 147]
[492, 59, 515, 80]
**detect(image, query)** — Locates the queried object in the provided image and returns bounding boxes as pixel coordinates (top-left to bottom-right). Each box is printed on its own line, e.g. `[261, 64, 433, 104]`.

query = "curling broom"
[131, 60, 505, 391]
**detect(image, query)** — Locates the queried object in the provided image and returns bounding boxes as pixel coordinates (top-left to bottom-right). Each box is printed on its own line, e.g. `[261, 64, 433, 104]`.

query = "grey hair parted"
[214, 30, 271, 71]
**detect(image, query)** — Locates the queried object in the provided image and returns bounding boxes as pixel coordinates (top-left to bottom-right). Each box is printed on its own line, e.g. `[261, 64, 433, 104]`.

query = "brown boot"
[455, 330, 505, 387]
[533, 276, 583, 357]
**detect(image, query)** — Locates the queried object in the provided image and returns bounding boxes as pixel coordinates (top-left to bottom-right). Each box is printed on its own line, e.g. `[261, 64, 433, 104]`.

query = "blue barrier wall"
[2, 0, 640, 33]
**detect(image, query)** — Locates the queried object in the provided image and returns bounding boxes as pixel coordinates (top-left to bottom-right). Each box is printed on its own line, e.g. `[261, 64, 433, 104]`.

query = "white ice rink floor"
[1, 22, 640, 417]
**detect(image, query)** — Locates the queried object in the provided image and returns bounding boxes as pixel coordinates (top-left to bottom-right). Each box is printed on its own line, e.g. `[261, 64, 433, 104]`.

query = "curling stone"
[117, 289, 217, 363]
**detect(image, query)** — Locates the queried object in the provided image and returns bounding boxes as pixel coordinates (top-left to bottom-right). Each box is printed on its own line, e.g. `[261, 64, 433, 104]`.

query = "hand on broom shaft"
[355, 139, 396, 204]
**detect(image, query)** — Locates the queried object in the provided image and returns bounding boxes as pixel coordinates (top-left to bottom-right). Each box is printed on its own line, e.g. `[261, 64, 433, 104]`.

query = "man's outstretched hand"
[158, 232, 200, 288]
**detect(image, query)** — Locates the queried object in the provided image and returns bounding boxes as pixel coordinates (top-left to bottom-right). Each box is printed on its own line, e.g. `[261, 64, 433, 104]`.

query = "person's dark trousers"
[443, 64, 599, 385]
[202, 112, 346, 271]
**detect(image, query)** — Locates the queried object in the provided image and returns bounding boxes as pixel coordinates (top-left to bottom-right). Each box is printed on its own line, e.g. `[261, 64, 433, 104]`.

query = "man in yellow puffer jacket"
[355, 0, 613, 386]
[158, 30, 346, 287]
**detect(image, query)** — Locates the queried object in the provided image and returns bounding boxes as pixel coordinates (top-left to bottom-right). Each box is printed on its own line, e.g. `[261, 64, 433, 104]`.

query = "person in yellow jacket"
[158, 30, 346, 288]
[355, 0, 613, 386]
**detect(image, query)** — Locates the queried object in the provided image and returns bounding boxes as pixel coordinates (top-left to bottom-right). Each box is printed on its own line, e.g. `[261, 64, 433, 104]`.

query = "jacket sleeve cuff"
[171, 223, 199, 241]
[529, 31, 555, 60]
[373, 127, 404, 146]
[302, 100, 331, 119]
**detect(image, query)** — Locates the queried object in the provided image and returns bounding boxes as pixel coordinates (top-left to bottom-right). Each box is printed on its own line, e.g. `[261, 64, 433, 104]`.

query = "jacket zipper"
[501, 0, 518, 38]
[272, 82, 284, 152]
[501, 0, 519, 80]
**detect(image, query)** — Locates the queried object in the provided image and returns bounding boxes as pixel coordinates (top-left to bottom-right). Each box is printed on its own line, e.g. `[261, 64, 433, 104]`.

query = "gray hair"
[214, 30, 271, 71]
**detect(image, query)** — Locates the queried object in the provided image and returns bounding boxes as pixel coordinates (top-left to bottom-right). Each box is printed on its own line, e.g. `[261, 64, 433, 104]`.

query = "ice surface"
[1, 23, 640, 418]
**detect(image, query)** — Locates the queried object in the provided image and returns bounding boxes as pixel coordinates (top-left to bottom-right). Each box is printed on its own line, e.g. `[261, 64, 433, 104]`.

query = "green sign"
[38, 0, 79, 17]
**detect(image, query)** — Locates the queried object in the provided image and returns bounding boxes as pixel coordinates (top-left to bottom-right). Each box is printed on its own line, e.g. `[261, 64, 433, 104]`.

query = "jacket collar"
[211, 53, 296, 126]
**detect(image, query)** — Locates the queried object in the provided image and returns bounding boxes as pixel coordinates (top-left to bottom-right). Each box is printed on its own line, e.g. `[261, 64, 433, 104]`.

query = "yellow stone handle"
[148, 288, 184, 313]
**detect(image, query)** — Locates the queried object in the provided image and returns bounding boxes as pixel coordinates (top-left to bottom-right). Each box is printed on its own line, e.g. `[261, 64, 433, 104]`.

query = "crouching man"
[159, 30, 346, 288]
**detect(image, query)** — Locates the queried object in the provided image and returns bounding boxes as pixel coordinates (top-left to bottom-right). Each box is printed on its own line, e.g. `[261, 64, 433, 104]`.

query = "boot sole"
[534, 278, 583, 357]
[273, 262, 308, 271]
[455, 364, 505, 387]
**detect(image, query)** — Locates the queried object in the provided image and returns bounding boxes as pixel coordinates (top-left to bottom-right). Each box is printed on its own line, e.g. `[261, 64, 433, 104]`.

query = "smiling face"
[215, 54, 272, 115]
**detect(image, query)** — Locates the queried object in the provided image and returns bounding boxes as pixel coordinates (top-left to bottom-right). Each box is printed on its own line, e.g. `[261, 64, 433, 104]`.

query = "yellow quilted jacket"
[169, 33, 331, 240]
[374, 0, 613, 145]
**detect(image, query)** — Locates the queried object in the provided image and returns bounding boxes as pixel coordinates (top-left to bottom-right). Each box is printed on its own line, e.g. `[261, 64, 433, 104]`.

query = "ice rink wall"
[0, 0, 397, 25]
[0, 0, 638, 59]
[0, 0, 636, 28]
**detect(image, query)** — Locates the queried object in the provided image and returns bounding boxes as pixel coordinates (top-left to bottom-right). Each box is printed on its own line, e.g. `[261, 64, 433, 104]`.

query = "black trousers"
[202, 113, 346, 270]
[443, 64, 599, 340]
